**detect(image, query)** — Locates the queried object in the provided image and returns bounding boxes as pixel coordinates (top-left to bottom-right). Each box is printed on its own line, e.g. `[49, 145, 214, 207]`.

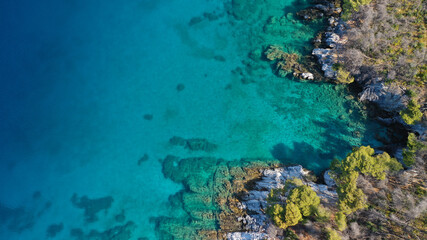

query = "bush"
[284, 202, 302, 227]
[288, 185, 321, 217]
[333, 146, 402, 214]
[335, 212, 347, 231]
[266, 204, 287, 229]
[326, 228, 342, 240]
[267, 184, 322, 228]
[342, 0, 373, 19]
[403, 133, 427, 166]
[337, 171, 367, 215]
[313, 205, 331, 222]
[400, 100, 423, 125]
[334, 65, 355, 84]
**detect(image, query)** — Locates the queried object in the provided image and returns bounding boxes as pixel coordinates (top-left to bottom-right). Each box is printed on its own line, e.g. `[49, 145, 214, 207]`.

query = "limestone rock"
[301, 72, 314, 80]
[312, 48, 337, 78]
[227, 232, 269, 240]
[323, 170, 336, 187]
[359, 83, 407, 112]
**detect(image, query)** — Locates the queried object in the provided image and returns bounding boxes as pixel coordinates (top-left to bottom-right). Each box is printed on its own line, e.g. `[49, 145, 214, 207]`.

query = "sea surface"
[0, 0, 386, 239]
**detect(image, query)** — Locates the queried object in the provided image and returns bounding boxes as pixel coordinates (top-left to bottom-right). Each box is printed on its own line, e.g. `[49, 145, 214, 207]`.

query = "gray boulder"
[359, 83, 407, 112]
[323, 170, 336, 187]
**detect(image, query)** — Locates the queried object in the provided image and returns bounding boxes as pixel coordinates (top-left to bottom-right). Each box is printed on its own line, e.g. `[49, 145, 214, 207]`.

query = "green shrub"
[313, 205, 331, 222]
[342, 0, 372, 19]
[335, 212, 347, 231]
[326, 228, 342, 240]
[400, 100, 423, 125]
[403, 133, 427, 166]
[403, 148, 416, 166]
[266, 204, 287, 229]
[284, 202, 302, 227]
[267, 184, 322, 229]
[405, 89, 416, 98]
[335, 66, 354, 84]
[337, 171, 367, 215]
[333, 146, 402, 214]
[288, 185, 320, 217]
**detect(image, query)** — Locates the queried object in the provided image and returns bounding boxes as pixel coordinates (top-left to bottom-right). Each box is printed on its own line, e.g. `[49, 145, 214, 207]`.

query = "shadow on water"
[271, 141, 334, 174]
[270, 116, 369, 174]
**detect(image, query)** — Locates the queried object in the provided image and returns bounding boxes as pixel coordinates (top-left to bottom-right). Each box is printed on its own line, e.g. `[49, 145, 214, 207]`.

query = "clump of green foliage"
[334, 65, 354, 84]
[333, 146, 402, 215]
[288, 185, 320, 217]
[325, 228, 342, 240]
[284, 202, 302, 227]
[403, 133, 427, 166]
[400, 99, 423, 125]
[342, 0, 372, 19]
[267, 183, 322, 229]
[335, 212, 347, 231]
[313, 205, 331, 222]
[267, 204, 288, 228]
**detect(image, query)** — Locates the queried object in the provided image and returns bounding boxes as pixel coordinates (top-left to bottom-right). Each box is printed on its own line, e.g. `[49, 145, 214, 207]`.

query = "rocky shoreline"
[226, 165, 338, 240]
[308, 0, 426, 156]
[224, 0, 426, 239]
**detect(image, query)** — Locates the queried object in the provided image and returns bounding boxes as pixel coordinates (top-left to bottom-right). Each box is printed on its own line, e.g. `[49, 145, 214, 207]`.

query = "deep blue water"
[0, 0, 386, 239]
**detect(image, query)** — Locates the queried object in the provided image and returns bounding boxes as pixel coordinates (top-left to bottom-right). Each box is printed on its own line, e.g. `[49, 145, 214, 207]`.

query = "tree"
[341, 146, 402, 180]
[333, 146, 402, 215]
[266, 204, 287, 229]
[337, 171, 367, 215]
[342, 0, 373, 19]
[403, 133, 427, 166]
[400, 99, 423, 125]
[284, 202, 302, 227]
[288, 185, 320, 216]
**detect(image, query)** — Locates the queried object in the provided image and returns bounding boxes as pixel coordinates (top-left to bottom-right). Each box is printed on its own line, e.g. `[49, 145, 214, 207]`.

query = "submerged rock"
[169, 136, 218, 152]
[176, 83, 185, 92]
[137, 154, 149, 166]
[143, 114, 153, 120]
[71, 194, 114, 223]
[70, 221, 135, 240]
[46, 223, 63, 238]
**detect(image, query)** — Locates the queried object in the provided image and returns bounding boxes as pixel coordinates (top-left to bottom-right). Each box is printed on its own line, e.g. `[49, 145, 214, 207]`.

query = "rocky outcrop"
[296, 1, 342, 20]
[359, 82, 407, 113]
[227, 232, 268, 240]
[301, 72, 314, 80]
[312, 48, 337, 78]
[323, 170, 337, 187]
[227, 166, 337, 239]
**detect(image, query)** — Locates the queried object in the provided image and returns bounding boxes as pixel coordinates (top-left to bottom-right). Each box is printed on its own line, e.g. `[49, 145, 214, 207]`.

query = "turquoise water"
[0, 0, 385, 239]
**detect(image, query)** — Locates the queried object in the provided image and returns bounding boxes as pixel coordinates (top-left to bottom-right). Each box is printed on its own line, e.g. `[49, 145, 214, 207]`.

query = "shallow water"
[0, 0, 385, 239]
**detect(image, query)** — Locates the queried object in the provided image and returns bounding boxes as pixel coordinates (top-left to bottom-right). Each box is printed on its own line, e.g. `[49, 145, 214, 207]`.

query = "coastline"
[223, 0, 427, 239]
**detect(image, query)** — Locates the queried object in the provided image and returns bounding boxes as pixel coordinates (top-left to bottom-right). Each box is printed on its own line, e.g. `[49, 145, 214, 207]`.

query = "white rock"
[312, 48, 337, 78]
[301, 72, 314, 80]
[227, 232, 269, 240]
